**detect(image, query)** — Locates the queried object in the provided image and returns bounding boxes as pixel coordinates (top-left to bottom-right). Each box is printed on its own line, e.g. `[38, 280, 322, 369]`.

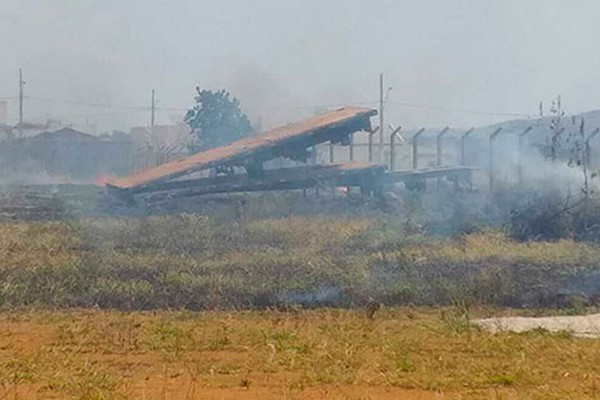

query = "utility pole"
[379, 73, 384, 163]
[150, 89, 156, 128]
[18, 68, 24, 126]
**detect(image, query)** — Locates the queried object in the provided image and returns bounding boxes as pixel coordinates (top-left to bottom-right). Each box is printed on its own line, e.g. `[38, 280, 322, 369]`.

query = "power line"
[21, 94, 535, 119]
[22, 96, 378, 113]
[25, 96, 150, 110]
[385, 100, 534, 118]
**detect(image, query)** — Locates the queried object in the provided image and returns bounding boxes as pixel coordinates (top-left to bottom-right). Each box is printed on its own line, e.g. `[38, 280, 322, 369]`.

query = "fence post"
[436, 127, 450, 167]
[585, 127, 600, 168]
[389, 125, 402, 171]
[436, 127, 450, 190]
[517, 126, 533, 187]
[368, 126, 379, 163]
[460, 128, 474, 165]
[489, 127, 503, 191]
[412, 128, 425, 169]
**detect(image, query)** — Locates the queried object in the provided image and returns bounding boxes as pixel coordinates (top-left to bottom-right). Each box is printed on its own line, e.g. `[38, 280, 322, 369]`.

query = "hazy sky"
[1, 0, 599, 132]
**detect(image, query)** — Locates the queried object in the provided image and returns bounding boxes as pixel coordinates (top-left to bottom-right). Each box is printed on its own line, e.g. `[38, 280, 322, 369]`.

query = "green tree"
[184, 88, 253, 151]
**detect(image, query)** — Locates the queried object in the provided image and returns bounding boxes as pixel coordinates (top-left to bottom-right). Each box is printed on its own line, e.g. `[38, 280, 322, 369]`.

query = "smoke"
[4, 1, 600, 132]
[226, 65, 307, 130]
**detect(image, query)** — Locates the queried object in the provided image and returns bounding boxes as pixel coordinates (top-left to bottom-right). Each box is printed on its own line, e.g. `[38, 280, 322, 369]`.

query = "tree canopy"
[184, 88, 253, 151]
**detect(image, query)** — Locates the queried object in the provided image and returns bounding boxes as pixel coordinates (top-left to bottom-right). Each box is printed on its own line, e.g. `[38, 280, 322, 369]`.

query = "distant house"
[0, 121, 65, 141]
[21, 127, 132, 180]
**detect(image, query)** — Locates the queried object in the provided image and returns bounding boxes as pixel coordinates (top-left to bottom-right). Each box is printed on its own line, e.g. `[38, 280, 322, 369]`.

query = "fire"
[93, 173, 115, 186]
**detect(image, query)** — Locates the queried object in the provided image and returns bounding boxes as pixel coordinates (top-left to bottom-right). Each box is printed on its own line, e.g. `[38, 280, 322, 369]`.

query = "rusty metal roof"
[131, 161, 382, 195]
[108, 106, 377, 190]
[138, 162, 385, 199]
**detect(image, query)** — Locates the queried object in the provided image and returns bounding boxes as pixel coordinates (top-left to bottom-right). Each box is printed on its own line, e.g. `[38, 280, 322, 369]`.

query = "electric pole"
[379, 73, 384, 162]
[151, 89, 156, 128]
[18, 68, 24, 126]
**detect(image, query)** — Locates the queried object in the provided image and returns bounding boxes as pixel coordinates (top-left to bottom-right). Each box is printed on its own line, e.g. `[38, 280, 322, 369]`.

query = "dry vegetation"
[2, 308, 600, 400]
[0, 214, 599, 310]
[1, 211, 600, 398]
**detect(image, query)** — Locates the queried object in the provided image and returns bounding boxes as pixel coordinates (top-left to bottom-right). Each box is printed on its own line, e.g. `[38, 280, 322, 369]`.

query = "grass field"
[1, 308, 600, 400]
[0, 214, 599, 310]
[1, 214, 600, 398]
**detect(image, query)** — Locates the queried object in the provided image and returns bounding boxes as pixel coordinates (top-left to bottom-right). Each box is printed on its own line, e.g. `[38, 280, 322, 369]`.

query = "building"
[6, 127, 133, 181]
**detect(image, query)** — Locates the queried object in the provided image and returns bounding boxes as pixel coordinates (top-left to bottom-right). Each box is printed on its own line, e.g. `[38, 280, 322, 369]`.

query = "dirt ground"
[0, 308, 599, 399]
[476, 313, 600, 338]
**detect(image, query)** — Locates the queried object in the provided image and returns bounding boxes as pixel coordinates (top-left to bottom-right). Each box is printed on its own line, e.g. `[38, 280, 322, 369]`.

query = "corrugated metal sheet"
[140, 162, 384, 199]
[108, 107, 377, 190]
[132, 162, 382, 194]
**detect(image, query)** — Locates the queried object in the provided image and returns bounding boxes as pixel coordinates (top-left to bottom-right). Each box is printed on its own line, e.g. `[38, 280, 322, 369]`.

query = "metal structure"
[436, 127, 450, 167]
[489, 127, 503, 191]
[460, 128, 474, 165]
[379, 73, 385, 162]
[107, 106, 485, 203]
[368, 126, 379, 162]
[386, 166, 475, 192]
[108, 107, 376, 192]
[585, 127, 600, 167]
[411, 128, 426, 169]
[436, 127, 450, 190]
[136, 163, 385, 199]
[389, 125, 402, 171]
[517, 126, 533, 187]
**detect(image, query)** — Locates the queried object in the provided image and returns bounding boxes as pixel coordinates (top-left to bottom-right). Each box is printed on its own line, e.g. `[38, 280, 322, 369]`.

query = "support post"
[349, 133, 354, 162]
[412, 128, 425, 170]
[368, 126, 380, 163]
[460, 128, 474, 165]
[379, 73, 384, 162]
[489, 127, 503, 191]
[18, 68, 23, 126]
[436, 127, 450, 167]
[151, 89, 156, 128]
[436, 127, 450, 190]
[18, 68, 24, 138]
[517, 126, 533, 188]
[389, 125, 402, 171]
[585, 127, 600, 168]
[329, 142, 334, 164]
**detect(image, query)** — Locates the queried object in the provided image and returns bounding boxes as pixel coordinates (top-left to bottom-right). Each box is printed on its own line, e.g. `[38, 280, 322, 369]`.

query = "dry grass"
[0, 216, 599, 309]
[0, 215, 599, 398]
[1, 308, 600, 399]
[377, 230, 600, 265]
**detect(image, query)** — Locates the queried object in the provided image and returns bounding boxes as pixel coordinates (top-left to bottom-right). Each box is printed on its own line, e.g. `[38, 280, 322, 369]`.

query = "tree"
[184, 88, 253, 151]
[549, 95, 565, 160]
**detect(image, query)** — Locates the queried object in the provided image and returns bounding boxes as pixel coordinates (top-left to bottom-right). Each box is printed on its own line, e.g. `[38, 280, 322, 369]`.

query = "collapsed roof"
[139, 162, 385, 200]
[107, 107, 377, 192]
